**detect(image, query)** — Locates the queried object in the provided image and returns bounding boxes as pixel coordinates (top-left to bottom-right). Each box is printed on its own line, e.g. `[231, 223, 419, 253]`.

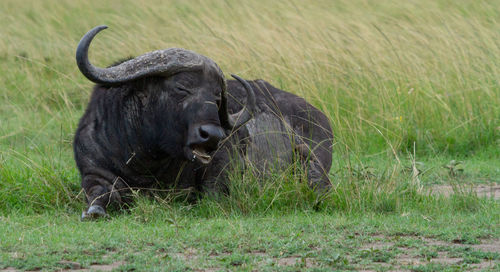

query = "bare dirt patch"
[397, 254, 425, 266]
[80, 261, 126, 272]
[431, 183, 500, 200]
[361, 234, 395, 250]
[0, 268, 17, 272]
[425, 237, 500, 253]
[469, 240, 500, 253]
[1, 261, 126, 272]
[275, 256, 316, 267]
[391, 251, 497, 270]
[430, 252, 462, 265]
[171, 247, 199, 261]
[247, 250, 267, 257]
[193, 269, 220, 272]
[360, 235, 499, 271]
[361, 241, 394, 250]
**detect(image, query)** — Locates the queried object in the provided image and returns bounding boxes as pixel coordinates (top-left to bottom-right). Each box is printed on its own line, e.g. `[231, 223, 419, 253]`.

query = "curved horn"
[225, 74, 256, 130]
[76, 25, 209, 85]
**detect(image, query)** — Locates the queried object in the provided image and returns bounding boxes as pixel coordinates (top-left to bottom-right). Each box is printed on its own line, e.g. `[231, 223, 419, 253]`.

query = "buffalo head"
[76, 25, 255, 164]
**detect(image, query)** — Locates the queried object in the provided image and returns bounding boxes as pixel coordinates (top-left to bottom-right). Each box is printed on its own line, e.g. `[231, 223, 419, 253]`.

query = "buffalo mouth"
[185, 123, 225, 164]
[189, 145, 213, 164]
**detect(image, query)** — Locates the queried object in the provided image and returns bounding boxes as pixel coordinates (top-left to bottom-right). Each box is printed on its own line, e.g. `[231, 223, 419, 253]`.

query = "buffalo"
[74, 26, 333, 219]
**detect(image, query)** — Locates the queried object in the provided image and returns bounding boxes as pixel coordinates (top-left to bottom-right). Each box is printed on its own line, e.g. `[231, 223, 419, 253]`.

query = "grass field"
[0, 0, 499, 271]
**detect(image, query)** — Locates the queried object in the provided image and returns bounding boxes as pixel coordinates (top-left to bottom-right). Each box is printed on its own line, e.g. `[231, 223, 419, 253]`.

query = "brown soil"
[276, 256, 316, 267]
[360, 236, 500, 271]
[1, 261, 125, 272]
[431, 183, 500, 200]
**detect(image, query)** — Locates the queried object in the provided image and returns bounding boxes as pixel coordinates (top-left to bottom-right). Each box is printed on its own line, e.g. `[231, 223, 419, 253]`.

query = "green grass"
[0, 0, 499, 270]
[1, 207, 499, 271]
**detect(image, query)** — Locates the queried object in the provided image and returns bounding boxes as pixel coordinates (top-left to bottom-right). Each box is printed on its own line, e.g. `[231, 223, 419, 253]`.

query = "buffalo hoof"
[81, 205, 108, 221]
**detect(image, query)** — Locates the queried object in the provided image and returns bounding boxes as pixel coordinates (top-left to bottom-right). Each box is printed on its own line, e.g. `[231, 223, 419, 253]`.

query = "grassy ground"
[0, 0, 499, 271]
[1, 208, 499, 271]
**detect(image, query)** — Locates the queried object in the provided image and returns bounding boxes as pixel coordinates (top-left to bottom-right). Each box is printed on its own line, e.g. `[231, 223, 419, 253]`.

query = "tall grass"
[136, 156, 493, 219]
[0, 0, 499, 213]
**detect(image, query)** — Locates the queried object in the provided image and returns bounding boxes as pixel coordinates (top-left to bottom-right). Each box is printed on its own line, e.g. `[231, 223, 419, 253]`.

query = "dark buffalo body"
[74, 26, 333, 219]
[225, 80, 333, 185]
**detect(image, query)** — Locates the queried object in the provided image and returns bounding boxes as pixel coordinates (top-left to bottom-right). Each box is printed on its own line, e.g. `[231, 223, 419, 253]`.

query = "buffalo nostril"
[199, 127, 210, 140]
[194, 124, 225, 150]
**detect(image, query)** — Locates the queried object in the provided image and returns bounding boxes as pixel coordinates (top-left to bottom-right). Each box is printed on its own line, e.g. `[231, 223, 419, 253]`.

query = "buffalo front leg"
[81, 172, 125, 220]
[295, 144, 331, 191]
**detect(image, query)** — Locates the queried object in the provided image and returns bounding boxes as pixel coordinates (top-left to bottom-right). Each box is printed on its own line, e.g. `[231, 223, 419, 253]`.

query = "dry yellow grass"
[1, 0, 498, 155]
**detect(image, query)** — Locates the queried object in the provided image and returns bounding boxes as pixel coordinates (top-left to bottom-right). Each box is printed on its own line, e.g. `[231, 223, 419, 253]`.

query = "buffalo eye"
[174, 84, 192, 98]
